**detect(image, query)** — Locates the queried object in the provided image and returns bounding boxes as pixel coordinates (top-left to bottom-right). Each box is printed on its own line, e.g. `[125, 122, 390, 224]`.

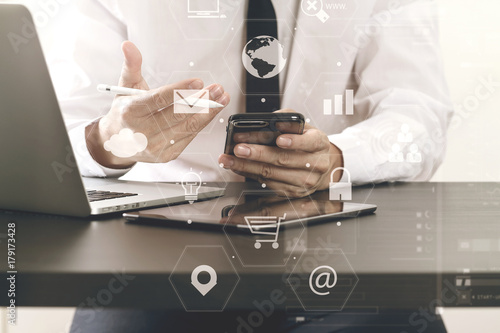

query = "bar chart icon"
[323, 90, 354, 115]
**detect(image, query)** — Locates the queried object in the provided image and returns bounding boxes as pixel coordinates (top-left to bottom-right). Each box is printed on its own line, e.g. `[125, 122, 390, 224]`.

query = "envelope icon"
[173, 89, 210, 114]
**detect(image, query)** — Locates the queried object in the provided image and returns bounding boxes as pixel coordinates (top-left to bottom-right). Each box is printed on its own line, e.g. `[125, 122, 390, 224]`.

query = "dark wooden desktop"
[1, 182, 499, 313]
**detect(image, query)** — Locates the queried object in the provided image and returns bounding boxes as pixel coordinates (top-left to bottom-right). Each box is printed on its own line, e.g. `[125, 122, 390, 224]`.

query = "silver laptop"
[0, 4, 224, 217]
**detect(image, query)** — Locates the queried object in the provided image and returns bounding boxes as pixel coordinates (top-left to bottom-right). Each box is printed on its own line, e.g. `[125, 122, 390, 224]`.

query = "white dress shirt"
[51, 0, 453, 185]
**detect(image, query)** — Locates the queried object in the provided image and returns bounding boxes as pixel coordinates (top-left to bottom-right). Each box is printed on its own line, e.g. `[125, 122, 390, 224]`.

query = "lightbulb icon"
[181, 169, 202, 204]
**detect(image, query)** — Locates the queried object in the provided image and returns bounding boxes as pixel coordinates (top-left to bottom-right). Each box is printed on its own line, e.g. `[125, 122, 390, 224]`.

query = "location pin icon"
[191, 265, 217, 296]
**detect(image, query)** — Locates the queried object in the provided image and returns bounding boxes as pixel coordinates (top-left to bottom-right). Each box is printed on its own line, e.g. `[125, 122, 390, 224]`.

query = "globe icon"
[242, 35, 287, 79]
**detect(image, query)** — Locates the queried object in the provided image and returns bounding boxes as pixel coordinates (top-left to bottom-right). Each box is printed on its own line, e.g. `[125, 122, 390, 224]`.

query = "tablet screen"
[124, 190, 376, 230]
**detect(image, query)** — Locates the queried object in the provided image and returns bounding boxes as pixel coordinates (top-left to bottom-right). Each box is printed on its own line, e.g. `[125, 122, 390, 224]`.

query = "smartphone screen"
[224, 113, 305, 154]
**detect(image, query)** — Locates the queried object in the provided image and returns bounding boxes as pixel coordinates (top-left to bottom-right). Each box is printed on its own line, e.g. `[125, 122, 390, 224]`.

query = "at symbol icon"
[309, 265, 337, 296]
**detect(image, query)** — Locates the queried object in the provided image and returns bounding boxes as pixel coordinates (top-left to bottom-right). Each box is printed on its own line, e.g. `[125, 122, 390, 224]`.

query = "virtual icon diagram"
[187, 0, 226, 19]
[309, 265, 337, 296]
[223, 191, 305, 267]
[323, 89, 354, 115]
[169, 246, 239, 312]
[301, 0, 330, 23]
[191, 265, 217, 296]
[289, 248, 358, 311]
[407, 143, 422, 163]
[329, 167, 352, 201]
[244, 213, 286, 249]
[242, 36, 287, 79]
[174, 89, 222, 114]
[389, 124, 422, 164]
[103, 128, 148, 158]
[398, 124, 413, 143]
[181, 169, 203, 204]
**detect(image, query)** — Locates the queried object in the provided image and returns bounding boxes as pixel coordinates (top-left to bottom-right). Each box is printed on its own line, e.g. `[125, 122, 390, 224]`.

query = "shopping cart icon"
[244, 213, 287, 249]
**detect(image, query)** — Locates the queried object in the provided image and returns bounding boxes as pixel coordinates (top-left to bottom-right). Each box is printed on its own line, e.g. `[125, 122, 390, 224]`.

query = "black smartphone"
[223, 112, 305, 155]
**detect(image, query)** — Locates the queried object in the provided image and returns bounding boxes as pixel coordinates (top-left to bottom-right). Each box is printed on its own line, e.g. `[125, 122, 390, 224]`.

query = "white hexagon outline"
[168, 0, 243, 41]
[222, 19, 306, 98]
[222, 189, 306, 268]
[287, 247, 359, 311]
[153, 152, 228, 221]
[168, 245, 240, 312]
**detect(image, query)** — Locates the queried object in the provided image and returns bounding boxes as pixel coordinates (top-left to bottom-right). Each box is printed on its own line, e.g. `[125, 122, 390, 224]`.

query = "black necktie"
[245, 0, 281, 113]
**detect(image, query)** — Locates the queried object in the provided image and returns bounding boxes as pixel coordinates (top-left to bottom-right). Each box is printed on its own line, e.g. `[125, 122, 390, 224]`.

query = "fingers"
[171, 90, 229, 134]
[233, 131, 277, 145]
[218, 154, 321, 188]
[165, 84, 229, 127]
[228, 143, 331, 174]
[131, 78, 205, 111]
[119, 41, 147, 89]
[276, 128, 331, 153]
[232, 144, 313, 170]
[145, 87, 228, 136]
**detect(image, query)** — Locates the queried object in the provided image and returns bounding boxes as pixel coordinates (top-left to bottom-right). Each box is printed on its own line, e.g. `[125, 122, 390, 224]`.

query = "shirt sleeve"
[328, 0, 454, 185]
[49, 0, 131, 177]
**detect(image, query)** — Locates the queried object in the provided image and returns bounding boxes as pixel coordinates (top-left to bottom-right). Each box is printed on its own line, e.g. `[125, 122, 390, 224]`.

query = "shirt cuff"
[328, 132, 373, 185]
[68, 119, 132, 178]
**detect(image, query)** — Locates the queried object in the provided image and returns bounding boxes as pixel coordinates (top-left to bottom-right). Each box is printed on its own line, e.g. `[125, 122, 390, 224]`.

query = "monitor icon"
[187, 0, 225, 18]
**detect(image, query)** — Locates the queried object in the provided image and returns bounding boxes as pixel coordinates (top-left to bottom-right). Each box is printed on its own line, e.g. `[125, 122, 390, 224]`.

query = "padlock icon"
[329, 167, 352, 201]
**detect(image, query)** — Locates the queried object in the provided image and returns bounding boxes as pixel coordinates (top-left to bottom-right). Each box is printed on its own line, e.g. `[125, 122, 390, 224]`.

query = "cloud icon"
[103, 128, 148, 158]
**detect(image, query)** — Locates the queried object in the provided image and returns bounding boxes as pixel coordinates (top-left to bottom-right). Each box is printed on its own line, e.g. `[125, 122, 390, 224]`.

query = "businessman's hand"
[218, 110, 343, 198]
[86, 41, 230, 169]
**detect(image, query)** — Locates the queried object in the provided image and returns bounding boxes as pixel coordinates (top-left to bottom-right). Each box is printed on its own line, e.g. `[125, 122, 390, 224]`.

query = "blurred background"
[0, 0, 499, 332]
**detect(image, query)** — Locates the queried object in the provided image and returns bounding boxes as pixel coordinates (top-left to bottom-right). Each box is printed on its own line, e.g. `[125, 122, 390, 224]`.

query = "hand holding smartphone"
[223, 112, 305, 154]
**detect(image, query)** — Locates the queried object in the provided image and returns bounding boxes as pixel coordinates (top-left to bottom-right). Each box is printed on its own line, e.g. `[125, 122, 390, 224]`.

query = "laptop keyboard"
[86, 190, 138, 202]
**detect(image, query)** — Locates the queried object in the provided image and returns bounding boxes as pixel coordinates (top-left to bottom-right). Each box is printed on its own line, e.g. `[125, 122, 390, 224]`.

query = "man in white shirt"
[56, 0, 453, 198]
[60, 0, 452, 331]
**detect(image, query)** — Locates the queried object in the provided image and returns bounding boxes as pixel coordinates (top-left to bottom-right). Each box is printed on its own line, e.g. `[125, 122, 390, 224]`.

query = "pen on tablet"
[97, 84, 224, 108]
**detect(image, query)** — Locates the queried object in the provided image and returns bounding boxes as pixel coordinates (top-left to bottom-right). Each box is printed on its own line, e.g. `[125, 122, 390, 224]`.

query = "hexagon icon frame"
[168, 0, 244, 41]
[169, 245, 240, 312]
[288, 248, 359, 311]
[222, 190, 306, 268]
[223, 19, 305, 97]
[153, 152, 228, 222]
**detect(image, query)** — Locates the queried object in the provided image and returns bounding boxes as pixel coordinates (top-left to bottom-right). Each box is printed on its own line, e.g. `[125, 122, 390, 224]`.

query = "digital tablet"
[123, 190, 376, 231]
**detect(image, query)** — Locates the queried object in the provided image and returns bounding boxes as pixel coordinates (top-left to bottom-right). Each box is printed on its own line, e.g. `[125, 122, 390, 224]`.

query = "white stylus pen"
[97, 84, 146, 95]
[97, 84, 224, 108]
